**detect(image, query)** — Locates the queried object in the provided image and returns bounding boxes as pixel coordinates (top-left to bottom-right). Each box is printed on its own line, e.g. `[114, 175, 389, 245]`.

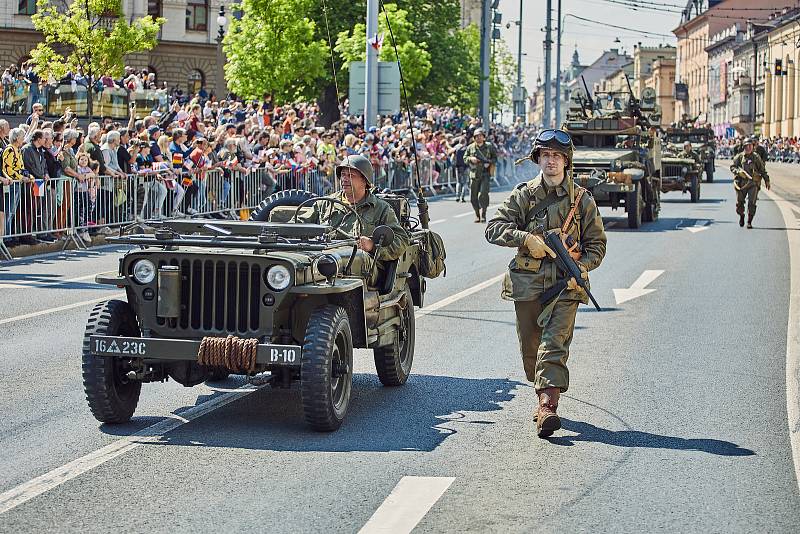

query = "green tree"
[30, 0, 163, 118]
[491, 38, 519, 116]
[334, 3, 431, 92]
[224, 0, 328, 102]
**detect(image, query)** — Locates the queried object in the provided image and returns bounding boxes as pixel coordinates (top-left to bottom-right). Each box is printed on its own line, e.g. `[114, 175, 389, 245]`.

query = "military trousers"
[513, 298, 579, 392]
[470, 176, 490, 211]
[735, 183, 759, 217]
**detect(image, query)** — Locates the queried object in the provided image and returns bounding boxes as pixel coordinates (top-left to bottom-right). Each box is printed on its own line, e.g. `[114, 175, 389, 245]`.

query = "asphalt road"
[1, 162, 799, 533]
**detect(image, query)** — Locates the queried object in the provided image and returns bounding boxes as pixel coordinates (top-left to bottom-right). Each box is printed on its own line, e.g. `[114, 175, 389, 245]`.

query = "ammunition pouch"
[514, 251, 542, 272]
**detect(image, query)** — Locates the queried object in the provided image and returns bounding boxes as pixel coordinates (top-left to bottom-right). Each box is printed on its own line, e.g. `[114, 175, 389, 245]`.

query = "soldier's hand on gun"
[524, 233, 556, 259]
[566, 265, 589, 291]
[357, 236, 374, 253]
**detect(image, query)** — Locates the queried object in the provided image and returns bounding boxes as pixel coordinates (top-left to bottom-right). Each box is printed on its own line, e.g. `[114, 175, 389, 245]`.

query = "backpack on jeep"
[418, 229, 446, 278]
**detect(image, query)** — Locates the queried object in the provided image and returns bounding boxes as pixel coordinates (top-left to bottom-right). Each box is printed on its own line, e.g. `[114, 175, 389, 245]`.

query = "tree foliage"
[30, 0, 163, 82]
[334, 3, 431, 91]
[223, 0, 328, 101]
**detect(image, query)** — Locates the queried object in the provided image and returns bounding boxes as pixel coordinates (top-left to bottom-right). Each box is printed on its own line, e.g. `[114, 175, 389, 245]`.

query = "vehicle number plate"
[268, 347, 299, 364]
[91, 336, 148, 356]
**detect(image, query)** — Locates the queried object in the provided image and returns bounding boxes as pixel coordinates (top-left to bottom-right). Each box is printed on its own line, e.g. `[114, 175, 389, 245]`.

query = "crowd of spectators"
[0, 81, 535, 251]
[716, 136, 800, 163]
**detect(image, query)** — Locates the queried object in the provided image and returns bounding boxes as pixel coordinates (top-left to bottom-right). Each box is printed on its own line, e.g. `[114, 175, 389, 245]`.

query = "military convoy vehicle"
[82, 190, 443, 432]
[660, 140, 702, 203]
[664, 127, 716, 183]
[564, 84, 663, 229]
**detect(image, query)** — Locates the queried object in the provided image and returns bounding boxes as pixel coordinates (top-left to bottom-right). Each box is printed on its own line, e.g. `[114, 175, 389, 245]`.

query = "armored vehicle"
[664, 127, 716, 183]
[564, 84, 663, 229]
[82, 190, 442, 431]
[660, 139, 702, 202]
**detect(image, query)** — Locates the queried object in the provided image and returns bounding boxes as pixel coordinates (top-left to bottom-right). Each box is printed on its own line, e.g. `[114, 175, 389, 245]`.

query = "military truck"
[664, 127, 716, 183]
[564, 85, 663, 229]
[82, 190, 442, 432]
[660, 140, 702, 203]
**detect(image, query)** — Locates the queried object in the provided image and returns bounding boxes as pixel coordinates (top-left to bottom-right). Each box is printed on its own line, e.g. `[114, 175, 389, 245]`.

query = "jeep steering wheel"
[291, 197, 364, 240]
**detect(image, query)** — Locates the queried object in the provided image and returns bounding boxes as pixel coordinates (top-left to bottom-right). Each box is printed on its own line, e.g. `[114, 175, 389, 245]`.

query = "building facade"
[672, 0, 788, 124]
[706, 23, 745, 137]
[763, 10, 800, 138]
[643, 58, 677, 127]
[0, 0, 231, 97]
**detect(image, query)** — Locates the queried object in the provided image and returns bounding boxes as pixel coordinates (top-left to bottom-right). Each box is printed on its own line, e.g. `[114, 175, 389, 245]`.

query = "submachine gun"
[539, 230, 601, 311]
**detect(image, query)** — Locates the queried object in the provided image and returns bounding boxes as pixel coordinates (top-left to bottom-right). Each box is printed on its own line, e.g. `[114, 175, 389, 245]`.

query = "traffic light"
[775, 59, 783, 76]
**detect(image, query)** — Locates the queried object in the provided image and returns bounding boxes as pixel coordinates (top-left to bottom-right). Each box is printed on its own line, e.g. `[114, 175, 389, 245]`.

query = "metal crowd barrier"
[0, 153, 530, 260]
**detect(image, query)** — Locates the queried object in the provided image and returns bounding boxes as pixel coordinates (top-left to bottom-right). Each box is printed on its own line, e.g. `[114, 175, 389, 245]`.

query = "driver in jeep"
[298, 154, 409, 263]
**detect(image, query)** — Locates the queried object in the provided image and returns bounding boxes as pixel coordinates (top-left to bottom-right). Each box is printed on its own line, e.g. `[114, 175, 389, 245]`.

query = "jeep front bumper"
[89, 335, 302, 366]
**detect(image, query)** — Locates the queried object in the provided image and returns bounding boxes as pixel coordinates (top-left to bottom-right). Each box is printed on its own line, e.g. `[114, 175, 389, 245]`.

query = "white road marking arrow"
[613, 269, 664, 305]
[685, 219, 711, 233]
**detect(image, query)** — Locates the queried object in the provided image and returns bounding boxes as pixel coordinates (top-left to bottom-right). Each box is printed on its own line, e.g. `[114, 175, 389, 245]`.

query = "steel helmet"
[473, 127, 486, 137]
[336, 154, 374, 186]
[530, 128, 574, 167]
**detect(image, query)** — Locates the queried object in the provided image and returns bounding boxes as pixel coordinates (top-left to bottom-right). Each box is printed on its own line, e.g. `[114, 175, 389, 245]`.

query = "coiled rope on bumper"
[197, 335, 259, 374]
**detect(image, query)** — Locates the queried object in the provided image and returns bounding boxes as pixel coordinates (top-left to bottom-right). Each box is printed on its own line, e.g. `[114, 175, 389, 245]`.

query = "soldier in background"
[464, 128, 497, 223]
[731, 138, 770, 229]
[485, 129, 606, 438]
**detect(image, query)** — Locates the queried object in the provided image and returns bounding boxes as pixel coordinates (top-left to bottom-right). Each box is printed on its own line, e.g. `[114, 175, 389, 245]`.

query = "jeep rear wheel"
[301, 305, 353, 432]
[82, 300, 141, 424]
[627, 182, 642, 229]
[373, 289, 415, 386]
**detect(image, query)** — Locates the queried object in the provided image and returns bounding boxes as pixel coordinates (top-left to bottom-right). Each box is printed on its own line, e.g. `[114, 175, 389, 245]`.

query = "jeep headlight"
[681, 166, 688, 174]
[266, 265, 291, 291]
[132, 259, 156, 284]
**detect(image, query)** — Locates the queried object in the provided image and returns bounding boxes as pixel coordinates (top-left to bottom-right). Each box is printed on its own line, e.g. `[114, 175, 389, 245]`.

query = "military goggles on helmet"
[536, 129, 572, 146]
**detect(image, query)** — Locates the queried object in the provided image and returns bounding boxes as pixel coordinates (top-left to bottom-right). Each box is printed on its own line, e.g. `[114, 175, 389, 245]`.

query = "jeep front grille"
[663, 164, 685, 179]
[156, 259, 261, 334]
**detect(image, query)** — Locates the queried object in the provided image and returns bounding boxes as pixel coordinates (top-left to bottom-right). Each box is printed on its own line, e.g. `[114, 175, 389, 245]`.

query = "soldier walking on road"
[485, 129, 607, 438]
[731, 137, 770, 229]
[465, 128, 497, 223]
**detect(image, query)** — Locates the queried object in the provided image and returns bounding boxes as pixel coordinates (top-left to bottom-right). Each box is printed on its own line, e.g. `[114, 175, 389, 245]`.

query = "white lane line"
[613, 269, 664, 305]
[684, 219, 711, 233]
[0, 293, 125, 327]
[763, 187, 800, 494]
[358, 476, 455, 534]
[0, 271, 112, 290]
[429, 219, 446, 225]
[0, 276, 504, 515]
[417, 273, 504, 318]
[453, 203, 503, 219]
[0, 383, 264, 515]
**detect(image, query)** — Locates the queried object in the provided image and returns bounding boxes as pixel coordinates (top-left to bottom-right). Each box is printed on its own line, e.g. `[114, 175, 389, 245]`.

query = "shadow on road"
[661, 197, 725, 204]
[547, 418, 755, 456]
[603, 217, 713, 233]
[121, 374, 525, 452]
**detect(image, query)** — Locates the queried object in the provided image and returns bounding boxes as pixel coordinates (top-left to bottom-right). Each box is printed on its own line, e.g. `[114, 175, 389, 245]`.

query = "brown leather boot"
[747, 213, 754, 229]
[474, 209, 481, 223]
[480, 208, 487, 223]
[536, 388, 561, 438]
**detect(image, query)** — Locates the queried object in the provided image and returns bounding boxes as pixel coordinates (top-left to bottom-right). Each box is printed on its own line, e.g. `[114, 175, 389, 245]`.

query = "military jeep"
[82, 190, 437, 431]
[660, 141, 702, 203]
[664, 127, 716, 183]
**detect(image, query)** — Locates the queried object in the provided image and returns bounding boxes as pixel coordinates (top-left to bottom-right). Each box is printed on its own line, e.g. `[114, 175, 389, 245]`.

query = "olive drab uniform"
[485, 175, 607, 392]
[464, 141, 498, 214]
[299, 190, 410, 262]
[730, 151, 769, 226]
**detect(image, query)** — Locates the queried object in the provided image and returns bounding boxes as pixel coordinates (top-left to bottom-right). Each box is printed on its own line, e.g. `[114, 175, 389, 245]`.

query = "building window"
[186, 0, 208, 32]
[148, 0, 162, 18]
[188, 69, 205, 94]
[18, 0, 36, 15]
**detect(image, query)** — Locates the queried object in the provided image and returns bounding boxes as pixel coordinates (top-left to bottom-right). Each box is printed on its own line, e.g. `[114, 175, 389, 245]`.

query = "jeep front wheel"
[690, 173, 700, 203]
[627, 182, 642, 229]
[82, 300, 142, 423]
[301, 305, 353, 432]
[373, 289, 415, 386]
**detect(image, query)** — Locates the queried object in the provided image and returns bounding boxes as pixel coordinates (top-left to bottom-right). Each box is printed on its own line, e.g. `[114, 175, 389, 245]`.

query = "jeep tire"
[627, 182, 643, 229]
[373, 288, 415, 386]
[705, 161, 714, 183]
[301, 305, 353, 432]
[249, 189, 317, 222]
[82, 300, 142, 423]
[690, 173, 700, 203]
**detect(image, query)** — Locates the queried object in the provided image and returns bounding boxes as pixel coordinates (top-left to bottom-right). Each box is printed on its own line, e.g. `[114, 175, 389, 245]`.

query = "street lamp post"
[216, 5, 228, 100]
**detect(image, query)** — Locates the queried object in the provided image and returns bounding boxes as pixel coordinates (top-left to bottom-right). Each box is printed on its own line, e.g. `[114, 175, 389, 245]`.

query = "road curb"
[763, 187, 800, 493]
